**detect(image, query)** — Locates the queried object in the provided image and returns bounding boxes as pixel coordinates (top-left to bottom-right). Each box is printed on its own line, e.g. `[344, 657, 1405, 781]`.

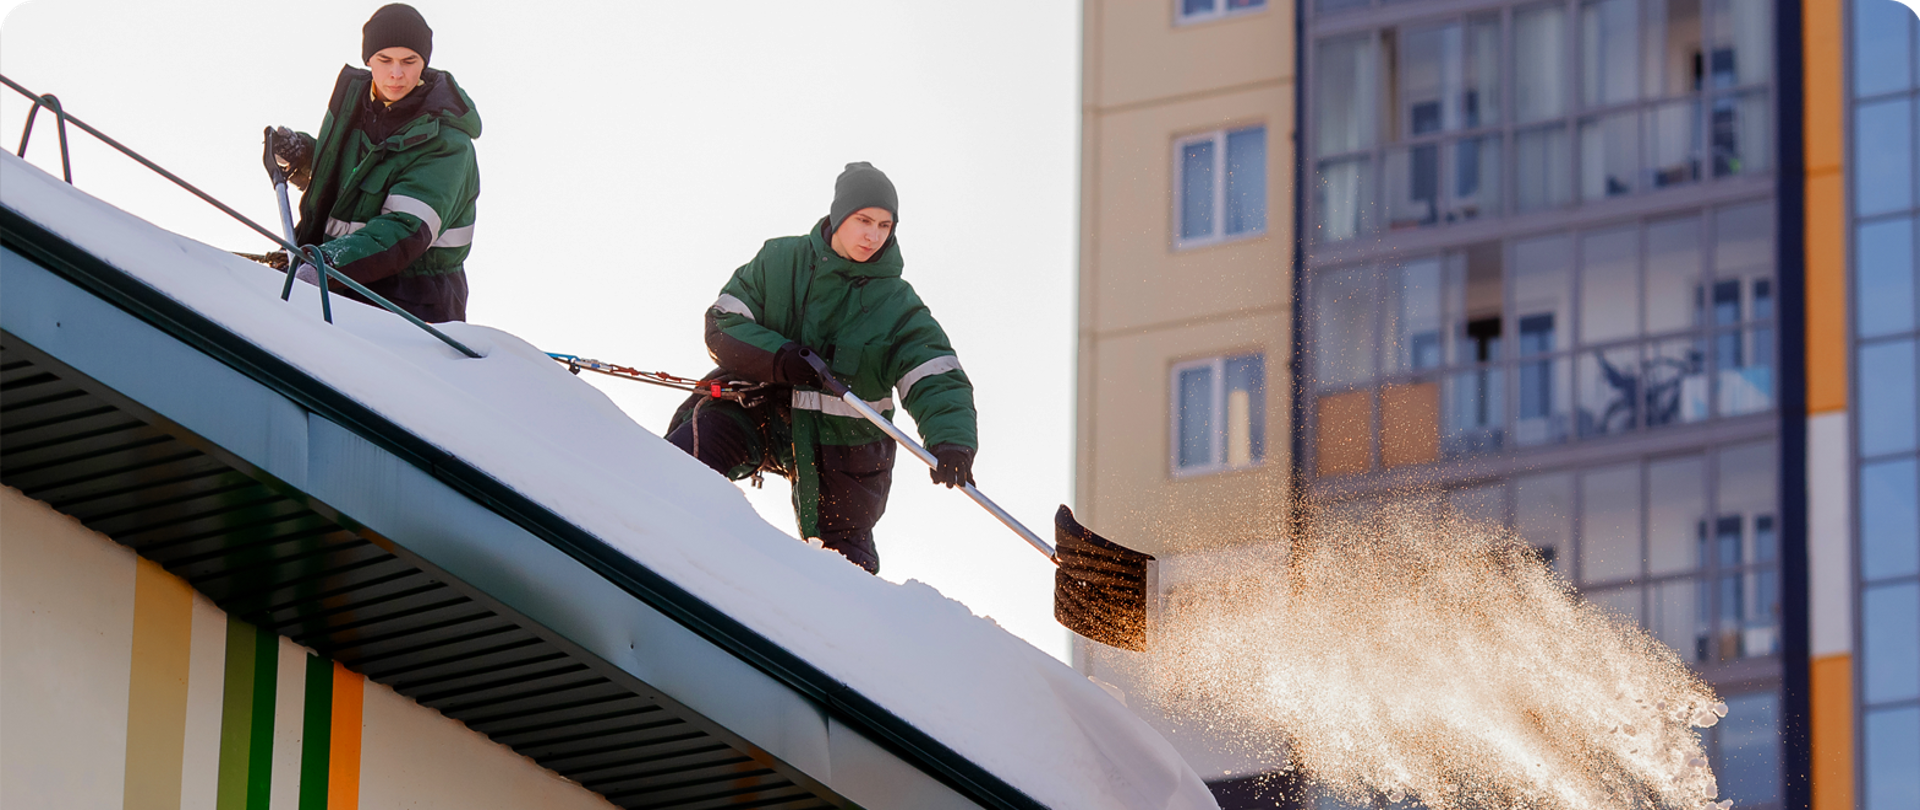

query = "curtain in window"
[1581, 0, 1640, 107]
[1466, 17, 1501, 127]
[1645, 216, 1703, 334]
[1225, 355, 1266, 467]
[1314, 265, 1379, 387]
[1317, 158, 1371, 242]
[1580, 226, 1641, 345]
[1316, 35, 1379, 153]
[1515, 126, 1572, 211]
[1515, 4, 1569, 122]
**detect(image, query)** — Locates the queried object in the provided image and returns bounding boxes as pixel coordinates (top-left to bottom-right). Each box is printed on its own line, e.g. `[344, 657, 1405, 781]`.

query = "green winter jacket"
[292, 66, 480, 323]
[707, 219, 978, 452]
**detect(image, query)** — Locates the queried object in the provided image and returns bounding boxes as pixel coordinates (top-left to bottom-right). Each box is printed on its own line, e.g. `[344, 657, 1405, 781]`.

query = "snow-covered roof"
[0, 151, 1217, 810]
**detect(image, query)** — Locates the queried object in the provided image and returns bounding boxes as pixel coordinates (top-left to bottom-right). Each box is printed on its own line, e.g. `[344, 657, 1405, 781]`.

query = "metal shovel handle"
[796, 348, 1056, 561]
[262, 128, 305, 303]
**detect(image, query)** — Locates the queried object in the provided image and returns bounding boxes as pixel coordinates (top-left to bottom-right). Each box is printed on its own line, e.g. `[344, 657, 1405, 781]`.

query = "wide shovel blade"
[1053, 506, 1154, 652]
[791, 349, 1158, 651]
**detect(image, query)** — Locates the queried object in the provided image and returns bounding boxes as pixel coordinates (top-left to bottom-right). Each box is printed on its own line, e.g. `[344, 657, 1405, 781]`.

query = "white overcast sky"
[0, 0, 1083, 661]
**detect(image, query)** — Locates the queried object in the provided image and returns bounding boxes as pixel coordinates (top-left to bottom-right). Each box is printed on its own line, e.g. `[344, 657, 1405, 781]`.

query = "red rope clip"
[709, 381, 723, 398]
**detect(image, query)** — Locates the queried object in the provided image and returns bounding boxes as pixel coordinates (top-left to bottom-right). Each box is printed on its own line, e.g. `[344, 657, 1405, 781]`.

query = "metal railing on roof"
[1, 73, 481, 359]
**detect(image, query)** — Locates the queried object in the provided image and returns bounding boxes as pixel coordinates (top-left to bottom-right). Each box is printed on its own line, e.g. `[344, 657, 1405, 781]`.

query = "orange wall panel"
[1316, 391, 1372, 478]
[1805, 0, 1849, 415]
[1804, 0, 1846, 176]
[1810, 654, 1855, 810]
[1807, 172, 1850, 414]
[1380, 382, 1440, 469]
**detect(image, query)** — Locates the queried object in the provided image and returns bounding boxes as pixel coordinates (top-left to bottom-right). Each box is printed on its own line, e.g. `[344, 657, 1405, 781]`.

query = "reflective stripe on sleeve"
[324, 217, 469, 248]
[895, 355, 963, 401]
[712, 293, 756, 321]
[792, 390, 894, 418]
[381, 194, 444, 240]
[433, 224, 475, 248]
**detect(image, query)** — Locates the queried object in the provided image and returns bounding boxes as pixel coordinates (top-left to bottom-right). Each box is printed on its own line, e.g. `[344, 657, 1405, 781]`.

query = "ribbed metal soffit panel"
[0, 341, 836, 810]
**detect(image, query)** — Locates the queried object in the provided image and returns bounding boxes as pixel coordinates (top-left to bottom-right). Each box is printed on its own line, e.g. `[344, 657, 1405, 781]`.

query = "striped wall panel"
[1, 340, 837, 810]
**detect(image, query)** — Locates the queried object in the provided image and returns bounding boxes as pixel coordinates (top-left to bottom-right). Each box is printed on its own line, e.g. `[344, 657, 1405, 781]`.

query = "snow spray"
[1098, 501, 1730, 810]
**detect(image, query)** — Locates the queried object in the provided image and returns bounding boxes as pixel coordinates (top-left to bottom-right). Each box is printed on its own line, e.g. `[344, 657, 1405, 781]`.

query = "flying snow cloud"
[1101, 503, 1732, 810]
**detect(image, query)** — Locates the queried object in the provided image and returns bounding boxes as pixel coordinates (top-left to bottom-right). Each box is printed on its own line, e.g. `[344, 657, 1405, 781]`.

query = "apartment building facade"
[1075, 0, 1296, 785]
[1076, 1, 1917, 807]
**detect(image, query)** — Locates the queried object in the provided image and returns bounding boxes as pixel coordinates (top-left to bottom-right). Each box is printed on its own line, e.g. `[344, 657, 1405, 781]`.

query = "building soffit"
[0, 206, 1025, 810]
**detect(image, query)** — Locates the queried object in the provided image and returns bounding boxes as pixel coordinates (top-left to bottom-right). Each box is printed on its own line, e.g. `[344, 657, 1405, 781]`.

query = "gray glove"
[267, 126, 315, 191]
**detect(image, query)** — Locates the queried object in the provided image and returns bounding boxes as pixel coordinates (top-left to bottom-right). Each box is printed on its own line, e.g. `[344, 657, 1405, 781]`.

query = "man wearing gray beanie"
[666, 163, 979, 575]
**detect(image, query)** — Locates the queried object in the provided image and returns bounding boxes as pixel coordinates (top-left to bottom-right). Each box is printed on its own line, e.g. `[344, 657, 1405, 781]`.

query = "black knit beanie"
[363, 4, 433, 65]
[829, 162, 899, 234]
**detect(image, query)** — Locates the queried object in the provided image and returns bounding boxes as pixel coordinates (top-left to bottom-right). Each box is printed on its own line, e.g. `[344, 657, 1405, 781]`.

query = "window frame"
[1169, 352, 1268, 478]
[1172, 125, 1270, 250]
[1175, 0, 1269, 27]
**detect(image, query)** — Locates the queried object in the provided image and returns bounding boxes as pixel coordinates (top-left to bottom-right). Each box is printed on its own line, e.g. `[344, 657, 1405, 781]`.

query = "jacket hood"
[332, 65, 482, 142]
[809, 217, 902, 278]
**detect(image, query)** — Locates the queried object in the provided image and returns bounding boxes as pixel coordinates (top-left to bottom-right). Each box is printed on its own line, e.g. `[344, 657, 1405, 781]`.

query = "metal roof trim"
[0, 202, 1048, 810]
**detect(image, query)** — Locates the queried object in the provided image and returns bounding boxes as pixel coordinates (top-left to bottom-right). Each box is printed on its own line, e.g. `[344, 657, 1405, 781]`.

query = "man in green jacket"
[667, 163, 978, 575]
[267, 3, 480, 323]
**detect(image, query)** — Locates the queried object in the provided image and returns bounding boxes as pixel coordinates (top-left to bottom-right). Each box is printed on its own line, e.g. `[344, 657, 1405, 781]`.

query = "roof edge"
[0, 201, 1049, 810]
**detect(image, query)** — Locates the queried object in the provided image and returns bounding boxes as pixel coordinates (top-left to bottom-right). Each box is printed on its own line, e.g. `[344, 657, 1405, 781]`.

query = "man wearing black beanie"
[666, 163, 980, 576]
[261, 3, 481, 324]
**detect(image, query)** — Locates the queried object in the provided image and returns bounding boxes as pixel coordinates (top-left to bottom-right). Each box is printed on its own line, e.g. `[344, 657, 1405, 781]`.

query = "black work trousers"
[666, 399, 893, 575]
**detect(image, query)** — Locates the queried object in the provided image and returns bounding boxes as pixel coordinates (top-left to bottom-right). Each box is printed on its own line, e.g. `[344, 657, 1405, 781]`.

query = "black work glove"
[772, 343, 822, 388]
[266, 126, 314, 191]
[929, 444, 975, 489]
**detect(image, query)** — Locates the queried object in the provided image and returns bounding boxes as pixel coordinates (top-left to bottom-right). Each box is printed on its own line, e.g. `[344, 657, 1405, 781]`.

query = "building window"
[1172, 354, 1266, 475]
[1851, 7, 1920, 796]
[1713, 690, 1783, 807]
[1176, 0, 1266, 25]
[1323, 446, 1780, 669]
[1306, 203, 1774, 479]
[1175, 126, 1268, 248]
[1315, 455, 1781, 805]
[1306, 0, 1774, 241]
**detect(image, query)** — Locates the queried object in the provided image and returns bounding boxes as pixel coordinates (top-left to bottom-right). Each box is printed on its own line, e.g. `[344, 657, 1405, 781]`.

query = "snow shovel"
[261, 127, 331, 319]
[797, 349, 1155, 651]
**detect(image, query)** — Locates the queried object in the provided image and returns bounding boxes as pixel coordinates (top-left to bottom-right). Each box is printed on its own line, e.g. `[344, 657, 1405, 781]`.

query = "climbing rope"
[546, 353, 770, 407]
[1, 72, 480, 359]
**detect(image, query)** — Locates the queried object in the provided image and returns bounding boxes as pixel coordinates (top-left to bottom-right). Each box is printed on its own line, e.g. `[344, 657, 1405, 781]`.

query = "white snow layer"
[0, 152, 1218, 810]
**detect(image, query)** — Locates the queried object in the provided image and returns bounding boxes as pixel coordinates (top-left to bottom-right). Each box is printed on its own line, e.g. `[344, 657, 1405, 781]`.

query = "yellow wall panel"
[124, 558, 194, 810]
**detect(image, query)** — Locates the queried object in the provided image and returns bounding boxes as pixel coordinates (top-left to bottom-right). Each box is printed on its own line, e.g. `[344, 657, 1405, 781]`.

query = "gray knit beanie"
[828, 162, 899, 234]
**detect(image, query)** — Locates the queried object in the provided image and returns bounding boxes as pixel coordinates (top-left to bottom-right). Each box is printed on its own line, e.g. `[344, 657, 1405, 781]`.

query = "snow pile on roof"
[0, 151, 1217, 810]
